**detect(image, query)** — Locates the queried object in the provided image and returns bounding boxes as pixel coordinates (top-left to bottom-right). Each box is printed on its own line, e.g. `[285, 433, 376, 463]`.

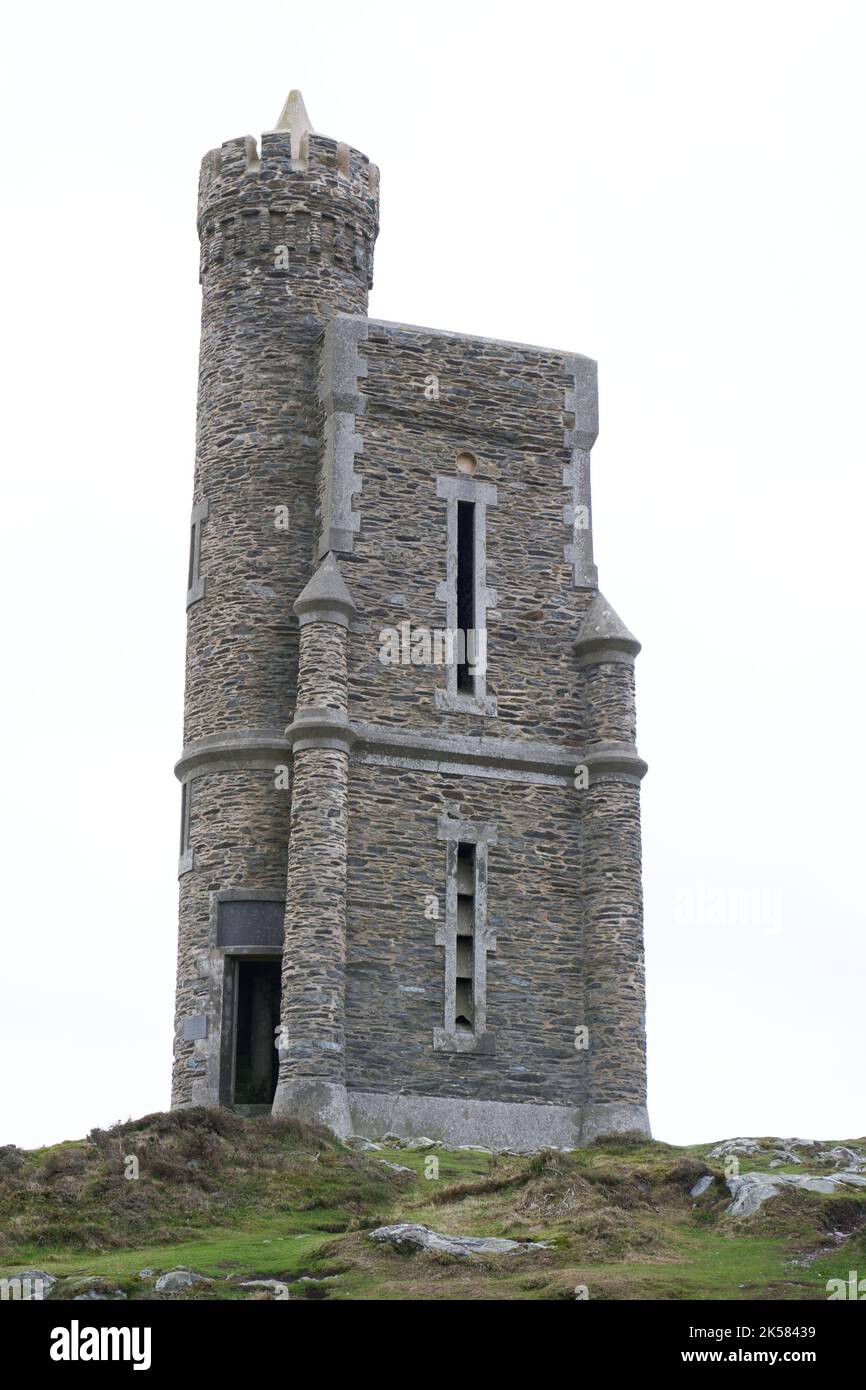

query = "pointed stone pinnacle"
[294, 552, 357, 628]
[273, 90, 315, 160]
[575, 592, 641, 660]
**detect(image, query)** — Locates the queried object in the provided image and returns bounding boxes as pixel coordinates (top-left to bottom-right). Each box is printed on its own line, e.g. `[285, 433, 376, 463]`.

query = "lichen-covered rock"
[726, 1169, 866, 1216]
[822, 1146, 866, 1170]
[368, 1223, 552, 1258]
[73, 1289, 127, 1301]
[708, 1138, 762, 1159]
[154, 1268, 208, 1293]
[12, 1269, 56, 1291]
[690, 1175, 715, 1198]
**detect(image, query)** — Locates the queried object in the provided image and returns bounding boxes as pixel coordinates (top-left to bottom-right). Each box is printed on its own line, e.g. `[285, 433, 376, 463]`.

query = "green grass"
[1, 1114, 863, 1300]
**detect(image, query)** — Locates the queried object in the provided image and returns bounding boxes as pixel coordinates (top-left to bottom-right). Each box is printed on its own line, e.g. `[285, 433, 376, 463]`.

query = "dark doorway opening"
[233, 959, 281, 1104]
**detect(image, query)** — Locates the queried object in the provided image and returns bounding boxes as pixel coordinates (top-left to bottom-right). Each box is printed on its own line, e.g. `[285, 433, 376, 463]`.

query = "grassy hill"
[1, 1110, 864, 1300]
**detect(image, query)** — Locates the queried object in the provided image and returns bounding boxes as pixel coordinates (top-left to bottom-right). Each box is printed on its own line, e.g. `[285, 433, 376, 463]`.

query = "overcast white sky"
[2, 1, 863, 1150]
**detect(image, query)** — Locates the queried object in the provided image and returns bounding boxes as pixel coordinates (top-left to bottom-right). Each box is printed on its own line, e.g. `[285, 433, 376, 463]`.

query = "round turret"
[197, 90, 379, 315]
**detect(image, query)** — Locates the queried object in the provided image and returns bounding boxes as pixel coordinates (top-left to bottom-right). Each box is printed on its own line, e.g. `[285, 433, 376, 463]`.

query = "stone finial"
[574, 592, 641, 664]
[272, 89, 315, 161]
[293, 551, 358, 629]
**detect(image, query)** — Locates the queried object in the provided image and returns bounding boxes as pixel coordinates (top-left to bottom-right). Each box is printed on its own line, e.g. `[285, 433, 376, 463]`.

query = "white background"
[2, 0, 863, 1149]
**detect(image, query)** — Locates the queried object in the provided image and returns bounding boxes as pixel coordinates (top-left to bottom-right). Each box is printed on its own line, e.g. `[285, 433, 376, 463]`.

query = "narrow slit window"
[455, 842, 475, 1031]
[456, 501, 475, 691]
[180, 781, 191, 856]
[178, 780, 194, 875]
[435, 475, 497, 715]
[187, 499, 208, 607]
[433, 814, 497, 1053]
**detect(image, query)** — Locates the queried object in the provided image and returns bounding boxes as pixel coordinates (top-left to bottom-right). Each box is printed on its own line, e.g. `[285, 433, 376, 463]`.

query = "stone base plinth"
[271, 1079, 353, 1138]
[347, 1090, 650, 1151]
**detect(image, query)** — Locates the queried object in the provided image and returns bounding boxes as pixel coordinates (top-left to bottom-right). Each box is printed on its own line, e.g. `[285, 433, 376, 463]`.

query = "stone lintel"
[436, 813, 498, 845]
[435, 475, 498, 507]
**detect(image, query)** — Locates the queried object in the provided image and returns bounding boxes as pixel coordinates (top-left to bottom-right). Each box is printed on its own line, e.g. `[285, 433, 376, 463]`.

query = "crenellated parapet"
[196, 93, 379, 299]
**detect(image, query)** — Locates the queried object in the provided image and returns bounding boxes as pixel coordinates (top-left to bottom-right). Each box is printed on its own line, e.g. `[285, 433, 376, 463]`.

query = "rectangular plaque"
[218, 899, 284, 950]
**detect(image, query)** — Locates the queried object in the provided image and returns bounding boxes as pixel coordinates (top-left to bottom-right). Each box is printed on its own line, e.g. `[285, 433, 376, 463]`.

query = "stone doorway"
[230, 958, 281, 1105]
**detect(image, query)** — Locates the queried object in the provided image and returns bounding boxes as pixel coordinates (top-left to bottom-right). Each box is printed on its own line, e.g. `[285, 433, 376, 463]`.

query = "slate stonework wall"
[296, 622, 348, 711]
[276, 746, 350, 1083]
[344, 762, 591, 1108]
[344, 323, 596, 744]
[584, 662, 637, 746]
[172, 767, 289, 1105]
[276, 610, 351, 1091]
[580, 778, 647, 1107]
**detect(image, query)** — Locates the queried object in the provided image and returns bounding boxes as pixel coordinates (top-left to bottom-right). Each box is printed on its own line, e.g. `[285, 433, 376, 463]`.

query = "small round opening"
[456, 451, 478, 475]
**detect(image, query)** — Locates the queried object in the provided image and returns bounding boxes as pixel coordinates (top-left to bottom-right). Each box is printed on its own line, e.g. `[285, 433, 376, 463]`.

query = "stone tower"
[172, 92, 650, 1148]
